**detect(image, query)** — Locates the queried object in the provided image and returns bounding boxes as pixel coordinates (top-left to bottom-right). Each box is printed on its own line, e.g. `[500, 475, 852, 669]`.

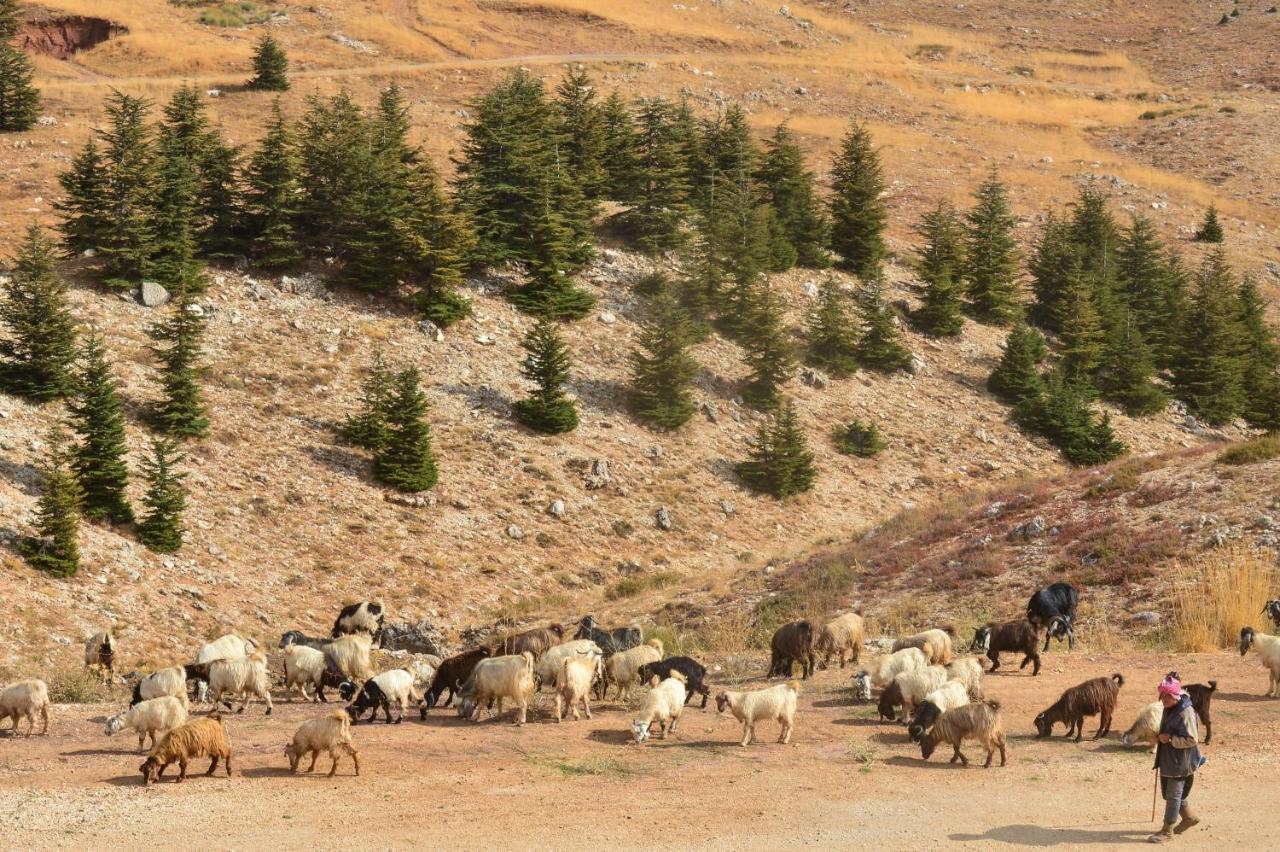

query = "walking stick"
[1151, 769, 1160, 822]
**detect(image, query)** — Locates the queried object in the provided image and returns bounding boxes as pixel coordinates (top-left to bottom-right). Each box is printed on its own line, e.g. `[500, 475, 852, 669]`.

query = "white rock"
[598, 311, 617, 324]
[139, 281, 170, 307]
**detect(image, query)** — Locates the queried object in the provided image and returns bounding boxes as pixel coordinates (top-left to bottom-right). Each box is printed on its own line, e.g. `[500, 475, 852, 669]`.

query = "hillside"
[2, 0, 1279, 672]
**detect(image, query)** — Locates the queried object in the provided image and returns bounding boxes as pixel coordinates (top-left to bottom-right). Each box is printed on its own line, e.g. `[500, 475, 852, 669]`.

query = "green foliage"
[1116, 215, 1183, 368]
[910, 202, 966, 336]
[1193, 203, 1224, 243]
[1018, 369, 1126, 466]
[740, 282, 796, 410]
[149, 287, 209, 439]
[137, 436, 187, 553]
[855, 278, 912, 373]
[614, 97, 691, 254]
[1171, 250, 1244, 426]
[554, 69, 606, 202]
[629, 283, 700, 429]
[833, 419, 886, 457]
[513, 318, 579, 434]
[0, 41, 40, 132]
[737, 400, 816, 498]
[55, 140, 110, 254]
[828, 121, 886, 278]
[1027, 213, 1075, 332]
[96, 91, 159, 285]
[598, 90, 637, 199]
[68, 330, 134, 525]
[296, 90, 368, 249]
[1235, 275, 1280, 431]
[691, 104, 757, 215]
[0, 225, 78, 401]
[199, 2, 272, 27]
[704, 168, 773, 337]
[372, 367, 439, 492]
[0, 0, 19, 39]
[341, 351, 394, 451]
[20, 427, 83, 577]
[757, 123, 829, 269]
[988, 323, 1046, 405]
[1052, 258, 1105, 383]
[804, 278, 859, 376]
[248, 33, 290, 91]
[962, 169, 1021, 325]
[1097, 315, 1167, 416]
[243, 100, 301, 268]
[396, 160, 475, 326]
[1217, 435, 1280, 466]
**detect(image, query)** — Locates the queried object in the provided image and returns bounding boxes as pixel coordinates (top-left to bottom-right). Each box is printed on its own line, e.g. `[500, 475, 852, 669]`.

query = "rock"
[506, 524, 525, 540]
[650, 445, 663, 459]
[801, 280, 819, 297]
[656, 506, 673, 530]
[720, 500, 735, 515]
[794, 86, 807, 95]
[417, 319, 444, 342]
[800, 367, 829, 389]
[584, 458, 611, 489]
[138, 281, 170, 307]
[37, 115, 58, 126]
[206, 89, 221, 98]
[384, 492, 437, 508]
[548, 499, 566, 518]
[598, 311, 617, 325]
[982, 459, 1001, 472]
[908, 354, 931, 376]
[700, 401, 720, 423]
[246, 282, 274, 300]
[81, 248, 96, 259]
[984, 501, 1006, 518]
[475, 333, 496, 346]
[279, 274, 328, 298]
[1130, 611, 1161, 626]
[1008, 515, 1047, 541]
[381, 619, 445, 656]
[184, 303, 205, 317]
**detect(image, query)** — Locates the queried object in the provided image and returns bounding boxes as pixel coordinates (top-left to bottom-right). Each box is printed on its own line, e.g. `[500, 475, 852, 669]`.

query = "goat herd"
[3, 589, 1280, 785]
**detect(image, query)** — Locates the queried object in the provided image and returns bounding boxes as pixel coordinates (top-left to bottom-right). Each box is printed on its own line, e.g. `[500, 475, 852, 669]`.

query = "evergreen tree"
[1172, 249, 1244, 425]
[395, 159, 475, 326]
[676, 225, 720, 340]
[197, 135, 242, 259]
[243, 100, 301, 268]
[804, 278, 859, 376]
[1052, 257, 1106, 383]
[833, 419, 886, 457]
[513, 317, 579, 434]
[616, 97, 690, 254]
[598, 91, 636, 200]
[1234, 275, 1280, 430]
[1027, 213, 1076, 332]
[988, 323, 1046, 405]
[692, 104, 756, 213]
[247, 33, 290, 91]
[736, 400, 816, 498]
[962, 169, 1021, 324]
[1096, 313, 1167, 416]
[1026, 369, 1125, 465]
[19, 426, 82, 577]
[740, 282, 796, 410]
[855, 277, 912, 372]
[757, 124, 829, 269]
[136, 436, 187, 553]
[0, 0, 19, 40]
[827, 121, 886, 278]
[152, 86, 207, 286]
[1193, 203, 1224, 243]
[97, 91, 158, 286]
[341, 351, 394, 450]
[296, 90, 368, 246]
[710, 169, 774, 336]
[149, 285, 209, 438]
[0, 225, 78, 401]
[512, 189, 596, 320]
[68, 329, 133, 525]
[372, 367, 439, 492]
[910, 203, 966, 337]
[1067, 183, 1119, 284]
[0, 27, 39, 132]
[629, 284, 700, 429]
[555, 69, 607, 202]
[1116, 215, 1177, 365]
[55, 140, 110, 255]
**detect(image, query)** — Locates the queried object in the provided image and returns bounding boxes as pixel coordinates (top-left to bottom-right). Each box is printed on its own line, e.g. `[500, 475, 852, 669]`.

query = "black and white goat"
[278, 630, 330, 650]
[638, 657, 711, 708]
[1263, 600, 1280, 631]
[1026, 582, 1079, 650]
[332, 601, 386, 647]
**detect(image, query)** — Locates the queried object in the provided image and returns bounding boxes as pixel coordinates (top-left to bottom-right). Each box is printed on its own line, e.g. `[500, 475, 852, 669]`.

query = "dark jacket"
[1153, 694, 1201, 778]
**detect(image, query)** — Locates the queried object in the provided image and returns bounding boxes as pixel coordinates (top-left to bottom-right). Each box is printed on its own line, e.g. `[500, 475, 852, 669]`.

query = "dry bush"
[1170, 546, 1276, 652]
[1217, 435, 1280, 466]
[45, 666, 112, 704]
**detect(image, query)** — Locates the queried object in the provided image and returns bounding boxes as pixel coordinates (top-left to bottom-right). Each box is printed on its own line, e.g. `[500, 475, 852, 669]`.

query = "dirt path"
[1, 651, 1276, 850]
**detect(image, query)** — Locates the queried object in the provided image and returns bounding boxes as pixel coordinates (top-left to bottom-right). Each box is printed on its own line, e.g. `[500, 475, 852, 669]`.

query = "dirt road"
[1, 651, 1276, 850]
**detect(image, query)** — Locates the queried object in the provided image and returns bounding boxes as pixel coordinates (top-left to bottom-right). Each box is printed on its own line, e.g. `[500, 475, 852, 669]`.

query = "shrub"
[46, 666, 111, 704]
[1216, 435, 1280, 466]
[1170, 546, 1275, 651]
[833, 420, 886, 457]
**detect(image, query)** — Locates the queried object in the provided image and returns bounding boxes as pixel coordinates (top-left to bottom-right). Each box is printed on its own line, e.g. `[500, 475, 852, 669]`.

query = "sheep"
[285, 709, 360, 777]
[768, 620, 816, 679]
[603, 638, 664, 701]
[536, 640, 603, 690]
[632, 672, 688, 744]
[870, 646, 928, 689]
[282, 644, 328, 702]
[84, 630, 117, 685]
[493, 624, 564, 659]
[714, 680, 799, 747]
[1239, 626, 1280, 698]
[278, 630, 329, 651]
[1121, 700, 1162, 752]
[574, 615, 642, 655]
[130, 666, 189, 709]
[139, 713, 231, 785]
[555, 653, 599, 722]
[908, 680, 971, 743]
[1027, 582, 1079, 650]
[919, 699, 1007, 768]
[323, 634, 373, 681]
[342, 669, 418, 724]
[1034, 674, 1124, 741]
[816, 613, 864, 669]
[196, 633, 258, 665]
[105, 696, 188, 752]
[0, 680, 50, 736]
[332, 600, 386, 646]
[893, 627, 955, 665]
[209, 651, 274, 715]
[421, 647, 491, 714]
[637, 656, 710, 708]
[456, 652, 536, 725]
[878, 665, 948, 723]
[851, 671, 873, 702]
[945, 656, 985, 700]
[969, 619, 1042, 676]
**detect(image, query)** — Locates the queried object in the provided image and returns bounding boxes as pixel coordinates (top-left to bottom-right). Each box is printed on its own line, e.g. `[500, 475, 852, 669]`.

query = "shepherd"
[1148, 675, 1204, 843]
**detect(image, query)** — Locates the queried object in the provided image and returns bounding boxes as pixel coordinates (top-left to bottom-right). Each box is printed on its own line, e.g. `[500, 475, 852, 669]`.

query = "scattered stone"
[475, 333, 496, 346]
[246, 281, 274, 300]
[650, 445, 663, 459]
[279, 274, 328, 298]
[451, 498, 471, 510]
[908, 354, 931, 376]
[656, 506, 673, 530]
[700, 401, 720, 423]
[801, 280, 818, 297]
[720, 500, 735, 515]
[1008, 515, 1047, 541]
[81, 248, 96, 258]
[584, 458, 611, 489]
[381, 619, 445, 656]
[548, 499, 566, 518]
[982, 459, 1001, 472]
[417, 319, 444, 342]
[984, 501, 1006, 518]
[506, 524, 525, 540]
[384, 492, 437, 508]
[800, 367, 829, 389]
[598, 311, 617, 325]
[138, 281, 170, 307]
[1130, 611, 1161, 626]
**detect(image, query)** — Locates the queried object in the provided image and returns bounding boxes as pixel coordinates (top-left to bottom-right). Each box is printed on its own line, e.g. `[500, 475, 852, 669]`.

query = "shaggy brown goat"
[1034, 674, 1124, 742]
[768, 621, 815, 679]
[920, 700, 1007, 768]
[970, 619, 1041, 676]
[493, 624, 564, 660]
[139, 713, 232, 785]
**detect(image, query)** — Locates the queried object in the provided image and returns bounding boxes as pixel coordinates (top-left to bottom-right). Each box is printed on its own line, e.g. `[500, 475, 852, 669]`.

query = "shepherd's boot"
[1174, 805, 1200, 834]
[1147, 823, 1176, 843]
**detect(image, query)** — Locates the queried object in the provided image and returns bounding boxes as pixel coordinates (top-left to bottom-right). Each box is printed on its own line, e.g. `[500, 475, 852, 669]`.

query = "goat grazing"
[140, 713, 231, 785]
[196, 634, 258, 665]
[970, 620, 1041, 676]
[768, 620, 816, 679]
[332, 600, 386, 646]
[637, 657, 710, 708]
[715, 681, 799, 747]
[632, 673, 688, 744]
[183, 664, 210, 704]
[871, 646, 928, 689]
[286, 709, 360, 777]
[879, 666, 948, 723]
[536, 640, 603, 690]
[1121, 700, 1162, 752]
[209, 651, 273, 715]
[945, 656, 985, 699]
[908, 681, 971, 743]
[1034, 674, 1124, 741]
[131, 666, 189, 709]
[893, 627, 956, 665]
[106, 696, 188, 752]
[816, 613, 864, 669]
[1026, 582, 1079, 650]
[574, 615, 642, 655]
[493, 624, 564, 659]
[84, 630, 117, 685]
[422, 648, 491, 715]
[603, 639, 664, 701]
[0, 680, 50, 736]
[278, 630, 329, 651]
[456, 652, 536, 725]
[555, 654, 599, 722]
[851, 671, 873, 702]
[1239, 627, 1280, 698]
[919, 700, 1006, 768]
[342, 669, 418, 724]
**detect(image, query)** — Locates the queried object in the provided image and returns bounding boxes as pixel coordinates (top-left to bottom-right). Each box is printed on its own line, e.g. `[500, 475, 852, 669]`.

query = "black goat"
[314, 667, 347, 703]
[638, 657, 710, 708]
[1027, 582, 1079, 650]
[1164, 672, 1218, 744]
[421, 648, 490, 716]
[278, 630, 329, 650]
[1264, 600, 1280, 631]
[768, 620, 815, 679]
[342, 679, 400, 724]
[970, 620, 1041, 676]
[573, 615, 642, 655]
[183, 663, 211, 701]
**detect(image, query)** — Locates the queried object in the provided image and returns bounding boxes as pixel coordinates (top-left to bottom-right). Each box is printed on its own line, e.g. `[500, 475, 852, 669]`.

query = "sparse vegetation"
[1170, 547, 1275, 651]
[1217, 435, 1280, 466]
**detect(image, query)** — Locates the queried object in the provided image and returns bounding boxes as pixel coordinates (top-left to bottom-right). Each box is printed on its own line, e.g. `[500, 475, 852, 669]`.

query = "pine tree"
[692, 104, 757, 214]
[757, 124, 829, 269]
[629, 284, 700, 429]
[1067, 183, 1119, 283]
[247, 33, 290, 91]
[152, 86, 207, 286]
[988, 323, 1046, 405]
[197, 135, 242, 259]
[828, 121, 886, 278]
[598, 90, 636, 200]
[68, 329, 133, 525]
[740, 282, 796, 410]
[0, 22, 39, 133]
[736, 400, 816, 498]
[372, 367, 439, 492]
[555, 69, 607, 202]
[1234, 275, 1280, 430]
[513, 317, 579, 434]
[1172, 249, 1244, 426]
[1053, 258, 1106, 383]
[149, 285, 209, 438]
[97, 91, 158, 286]
[804, 278, 859, 376]
[963, 169, 1021, 325]
[710, 170, 774, 336]
[855, 277, 912, 372]
[910, 203, 966, 337]
[296, 90, 368, 245]
[833, 419, 886, 457]
[0, 0, 19, 40]
[136, 436, 187, 553]
[395, 159, 475, 326]
[512, 188, 596, 320]
[1027, 213, 1076, 332]
[55, 140, 110, 255]
[1096, 313, 1167, 417]
[243, 100, 301, 269]
[1028, 369, 1125, 465]
[19, 426, 83, 577]
[0, 225, 78, 401]
[1193, 203, 1224, 243]
[1116, 215, 1177, 364]
[616, 97, 690, 254]
[341, 351, 394, 450]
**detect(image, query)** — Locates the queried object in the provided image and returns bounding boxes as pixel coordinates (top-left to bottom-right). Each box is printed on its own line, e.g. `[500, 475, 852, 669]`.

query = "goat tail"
[1206, 680, 1218, 692]
[1112, 673, 1125, 687]
[984, 699, 1002, 712]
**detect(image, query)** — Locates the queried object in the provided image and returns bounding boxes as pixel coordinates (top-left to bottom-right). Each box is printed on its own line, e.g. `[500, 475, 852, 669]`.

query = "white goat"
[105, 696, 188, 752]
[324, 634, 373, 681]
[1122, 700, 1163, 752]
[632, 673, 688, 744]
[132, 666, 189, 708]
[282, 645, 327, 701]
[209, 651, 273, 715]
[457, 652, 536, 725]
[871, 646, 928, 689]
[347, 669, 418, 724]
[196, 633, 258, 665]
[887, 665, 949, 722]
[285, 710, 360, 777]
[537, 640, 603, 689]
[1240, 627, 1280, 697]
[555, 653, 598, 722]
[945, 656, 985, 700]
[0, 680, 50, 736]
[714, 680, 799, 747]
[604, 638, 664, 701]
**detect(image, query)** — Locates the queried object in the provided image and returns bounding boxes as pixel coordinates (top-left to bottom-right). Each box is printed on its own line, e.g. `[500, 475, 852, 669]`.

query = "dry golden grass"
[1170, 546, 1276, 652]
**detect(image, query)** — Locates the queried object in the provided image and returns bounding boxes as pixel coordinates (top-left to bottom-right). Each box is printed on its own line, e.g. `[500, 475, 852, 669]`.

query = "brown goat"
[1034, 674, 1124, 742]
[768, 621, 815, 679]
[140, 713, 232, 785]
[493, 624, 564, 660]
[920, 700, 1007, 768]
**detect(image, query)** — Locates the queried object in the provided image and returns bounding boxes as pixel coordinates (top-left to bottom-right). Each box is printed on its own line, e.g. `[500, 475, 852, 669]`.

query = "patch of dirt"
[18, 16, 126, 59]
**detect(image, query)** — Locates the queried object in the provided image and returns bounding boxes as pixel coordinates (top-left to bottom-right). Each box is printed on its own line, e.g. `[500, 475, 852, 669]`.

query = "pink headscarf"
[1158, 675, 1182, 699]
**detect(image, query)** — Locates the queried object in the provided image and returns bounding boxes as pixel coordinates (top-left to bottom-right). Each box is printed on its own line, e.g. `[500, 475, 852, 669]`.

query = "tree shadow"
[303, 444, 370, 480]
[0, 456, 41, 495]
[436, 382, 512, 419]
[949, 823, 1152, 846]
[570, 376, 630, 418]
[63, 747, 137, 757]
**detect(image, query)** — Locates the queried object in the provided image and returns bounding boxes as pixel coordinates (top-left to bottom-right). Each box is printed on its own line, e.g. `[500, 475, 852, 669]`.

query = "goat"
[1121, 700, 1162, 752]
[84, 630, 116, 685]
[208, 651, 273, 715]
[342, 669, 417, 724]
[870, 647, 928, 689]
[1239, 627, 1280, 698]
[1034, 674, 1124, 741]
[196, 634, 257, 665]
[278, 630, 329, 651]
[1026, 582, 1079, 650]
[421, 648, 490, 715]
[105, 696, 188, 752]
[714, 681, 800, 747]
[893, 627, 956, 665]
[637, 657, 710, 709]
[816, 613, 864, 669]
[139, 713, 231, 785]
[286, 709, 360, 777]
[920, 700, 1006, 768]
[908, 680, 971, 743]
[632, 673, 688, 744]
[131, 666, 189, 709]
[768, 620, 816, 679]
[455, 652, 536, 725]
[536, 640, 603, 690]
[0, 680, 50, 736]
[574, 615, 642, 655]
[1265, 600, 1280, 631]
[493, 624, 564, 659]
[970, 620, 1041, 676]
[602, 639, 664, 701]
[555, 654, 598, 722]
[332, 600, 386, 646]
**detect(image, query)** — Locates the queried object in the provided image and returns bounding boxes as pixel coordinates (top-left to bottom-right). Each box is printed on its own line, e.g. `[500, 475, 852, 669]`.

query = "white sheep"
[1240, 627, 1280, 697]
[324, 634, 373, 681]
[888, 665, 950, 722]
[816, 613, 865, 668]
[536, 639, 603, 689]
[0, 680, 50, 736]
[871, 646, 927, 688]
[603, 638, 664, 701]
[105, 696, 188, 752]
[457, 652, 536, 725]
[632, 672, 688, 744]
[131, 666, 189, 708]
[945, 656, 985, 700]
[1121, 700, 1163, 752]
[84, 630, 117, 684]
[196, 633, 258, 665]
[285, 709, 360, 777]
[555, 653, 599, 722]
[893, 628, 955, 665]
[282, 645, 327, 701]
[714, 680, 799, 747]
[209, 651, 273, 715]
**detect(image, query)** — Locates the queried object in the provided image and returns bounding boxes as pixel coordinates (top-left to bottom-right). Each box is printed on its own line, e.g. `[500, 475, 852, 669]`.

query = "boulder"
[138, 281, 170, 307]
[656, 506, 673, 531]
[380, 619, 446, 656]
